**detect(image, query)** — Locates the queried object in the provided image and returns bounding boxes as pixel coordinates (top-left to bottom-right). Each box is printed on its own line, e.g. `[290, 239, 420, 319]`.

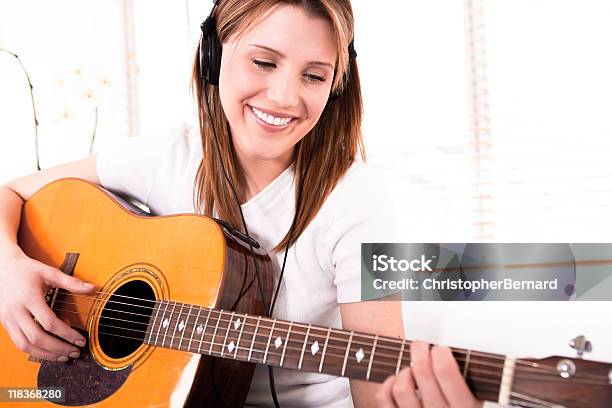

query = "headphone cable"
[203, 84, 308, 408]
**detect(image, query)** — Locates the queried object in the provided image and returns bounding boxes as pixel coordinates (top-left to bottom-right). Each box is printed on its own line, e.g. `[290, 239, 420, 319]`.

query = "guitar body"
[0, 178, 274, 407]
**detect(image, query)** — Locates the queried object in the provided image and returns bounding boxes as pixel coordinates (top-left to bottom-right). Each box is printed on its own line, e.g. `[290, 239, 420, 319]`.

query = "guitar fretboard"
[143, 300, 505, 387]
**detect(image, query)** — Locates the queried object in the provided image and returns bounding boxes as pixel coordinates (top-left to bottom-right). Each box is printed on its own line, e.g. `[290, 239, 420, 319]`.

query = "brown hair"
[192, 0, 364, 252]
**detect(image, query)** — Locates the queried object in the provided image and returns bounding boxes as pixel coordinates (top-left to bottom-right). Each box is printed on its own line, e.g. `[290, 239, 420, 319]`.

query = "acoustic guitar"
[0, 178, 610, 407]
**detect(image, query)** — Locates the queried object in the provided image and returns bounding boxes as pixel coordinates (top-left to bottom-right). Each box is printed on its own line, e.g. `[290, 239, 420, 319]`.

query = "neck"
[144, 300, 507, 403]
[236, 152, 293, 203]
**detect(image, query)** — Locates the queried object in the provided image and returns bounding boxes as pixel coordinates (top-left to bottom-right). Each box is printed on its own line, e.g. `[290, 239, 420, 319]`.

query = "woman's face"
[218, 4, 337, 168]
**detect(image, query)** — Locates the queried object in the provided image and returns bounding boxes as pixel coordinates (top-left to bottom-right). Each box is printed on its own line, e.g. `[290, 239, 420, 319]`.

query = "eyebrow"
[248, 44, 335, 70]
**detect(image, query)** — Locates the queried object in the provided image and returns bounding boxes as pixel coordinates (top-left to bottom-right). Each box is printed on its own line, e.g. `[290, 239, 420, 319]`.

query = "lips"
[248, 105, 297, 132]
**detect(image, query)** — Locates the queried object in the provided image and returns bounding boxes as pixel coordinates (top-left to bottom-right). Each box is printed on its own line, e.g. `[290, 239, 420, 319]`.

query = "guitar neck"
[143, 300, 505, 398]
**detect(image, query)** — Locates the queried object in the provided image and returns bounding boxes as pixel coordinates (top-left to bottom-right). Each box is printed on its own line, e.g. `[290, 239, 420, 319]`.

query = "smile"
[250, 106, 294, 127]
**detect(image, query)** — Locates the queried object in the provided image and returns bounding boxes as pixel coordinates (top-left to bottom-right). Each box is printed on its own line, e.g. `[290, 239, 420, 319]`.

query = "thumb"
[44, 268, 96, 293]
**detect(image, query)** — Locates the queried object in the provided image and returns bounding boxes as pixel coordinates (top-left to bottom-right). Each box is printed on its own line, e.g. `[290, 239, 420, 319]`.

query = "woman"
[0, 0, 484, 406]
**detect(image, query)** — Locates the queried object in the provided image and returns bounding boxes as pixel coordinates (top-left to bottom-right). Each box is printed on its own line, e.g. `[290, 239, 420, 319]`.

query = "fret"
[463, 349, 471, 378]
[220, 311, 235, 357]
[188, 306, 202, 352]
[298, 324, 311, 370]
[169, 303, 185, 349]
[147, 302, 162, 344]
[263, 319, 277, 364]
[319, 327, 331, 373]
[154, 301, 170, 347]
[455, 348, 505, 402]
[342, 333, 370, 379]
[396, 340, 406, 375]
[161, 302, 177, 348]
[296, 327, 326, 374]
[366, 335, 378, 380]
[178, 305, 193, 351]
[279, 321, 293, 367]
[341, 331, 354, 376]
[208, 309, 223, 355]
[197, 307, 213, 354]
[234, 312, 247, 359]
[248, 315, 262, 362]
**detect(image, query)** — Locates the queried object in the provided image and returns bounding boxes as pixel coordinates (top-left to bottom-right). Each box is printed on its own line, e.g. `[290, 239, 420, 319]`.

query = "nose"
[266, 72, 300, 110]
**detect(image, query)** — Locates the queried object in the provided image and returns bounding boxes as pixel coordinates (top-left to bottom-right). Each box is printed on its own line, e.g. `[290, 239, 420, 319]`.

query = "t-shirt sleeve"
[95, 126, 182, 207]
[326, 165, 400, 303]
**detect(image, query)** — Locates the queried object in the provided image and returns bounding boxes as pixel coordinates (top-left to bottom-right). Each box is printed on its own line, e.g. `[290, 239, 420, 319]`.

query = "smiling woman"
[1, 1, 412, 408]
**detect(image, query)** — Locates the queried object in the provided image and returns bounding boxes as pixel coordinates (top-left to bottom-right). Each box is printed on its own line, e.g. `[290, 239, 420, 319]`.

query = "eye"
[252, 59, 276, 72]
[252, 59, 326, 84]
[304, 74, 325, 84]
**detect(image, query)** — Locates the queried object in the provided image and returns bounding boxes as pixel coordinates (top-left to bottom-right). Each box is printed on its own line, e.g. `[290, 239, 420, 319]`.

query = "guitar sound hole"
[98, 280, 155, 358]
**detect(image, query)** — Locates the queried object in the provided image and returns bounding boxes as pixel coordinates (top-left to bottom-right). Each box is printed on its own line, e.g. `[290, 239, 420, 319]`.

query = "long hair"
[192, 0, 364, 252]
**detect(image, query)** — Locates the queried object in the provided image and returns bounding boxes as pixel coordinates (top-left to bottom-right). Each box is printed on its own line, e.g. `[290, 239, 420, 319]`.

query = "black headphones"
[199, 0, 356, 88]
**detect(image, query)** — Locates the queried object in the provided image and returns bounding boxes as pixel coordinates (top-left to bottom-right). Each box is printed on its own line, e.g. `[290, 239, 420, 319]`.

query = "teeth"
[251, 106, 292, 126]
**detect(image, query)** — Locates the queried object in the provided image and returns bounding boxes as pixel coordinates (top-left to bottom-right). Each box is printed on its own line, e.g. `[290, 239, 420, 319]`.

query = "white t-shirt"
[96, 124, 399, 407]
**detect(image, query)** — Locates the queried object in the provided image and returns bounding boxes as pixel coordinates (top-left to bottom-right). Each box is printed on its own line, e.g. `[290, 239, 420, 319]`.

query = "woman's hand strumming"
[0, 246, 96, 362]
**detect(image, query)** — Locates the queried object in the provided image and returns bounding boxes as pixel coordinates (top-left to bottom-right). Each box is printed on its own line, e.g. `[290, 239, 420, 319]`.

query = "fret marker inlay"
[178, 321, 185, 332]
[196, 325, 203, 335]
[311, 341, 320, 356]
[275, 337, 283, 349]
[227, 341, 235, 353]
[355, 348, 365, 363]
[162, 318, 169, 329]
[233, 318, 241, 330]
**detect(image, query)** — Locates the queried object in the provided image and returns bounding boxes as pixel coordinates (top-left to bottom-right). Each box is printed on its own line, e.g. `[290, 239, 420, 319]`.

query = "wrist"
[0, 242, 25, 259]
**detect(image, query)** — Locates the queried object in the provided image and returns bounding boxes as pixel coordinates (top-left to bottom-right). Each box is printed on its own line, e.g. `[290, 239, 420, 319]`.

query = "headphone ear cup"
[199, 16, 222, 86]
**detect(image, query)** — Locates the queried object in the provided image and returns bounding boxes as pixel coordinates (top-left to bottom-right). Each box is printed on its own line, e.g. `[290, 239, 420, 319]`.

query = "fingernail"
[82, 282, 95, 288]
[57, 356, 69, 362]
[75, 339, 85, 347]
[69, 351, 80, 359]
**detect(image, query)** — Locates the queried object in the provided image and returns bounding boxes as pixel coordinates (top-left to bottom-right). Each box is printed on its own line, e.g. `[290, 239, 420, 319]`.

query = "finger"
[28, 297, 86, 347]
[410, 341, 448, 408]
[42, 267, 96, 294]
[19, 310, 81, 357]
[16, 307, 80, 359]
[3, 314, 65, 362]
[431, 346, 478, 408]
[392, 367, 422, 408]
[377, 374, 399, 408]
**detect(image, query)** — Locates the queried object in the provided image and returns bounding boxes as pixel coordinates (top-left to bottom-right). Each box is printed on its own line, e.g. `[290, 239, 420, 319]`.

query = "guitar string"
[67, 312, 509, 377]
[51, 292, 547, 370]
[49, 296, 607, 382]
[49, 303, 609, 385]
[507, 397, 550, 408]
[510, 391, 561, 408]
[58, 289, 516, 357]
[97, 319, 527, 378]
[51, 297, 530, 369]
[58, 306, 582, 382]
[53, 295, 508, 358]
[100, 319, 610, 387]
[89, 324, 571, 391]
